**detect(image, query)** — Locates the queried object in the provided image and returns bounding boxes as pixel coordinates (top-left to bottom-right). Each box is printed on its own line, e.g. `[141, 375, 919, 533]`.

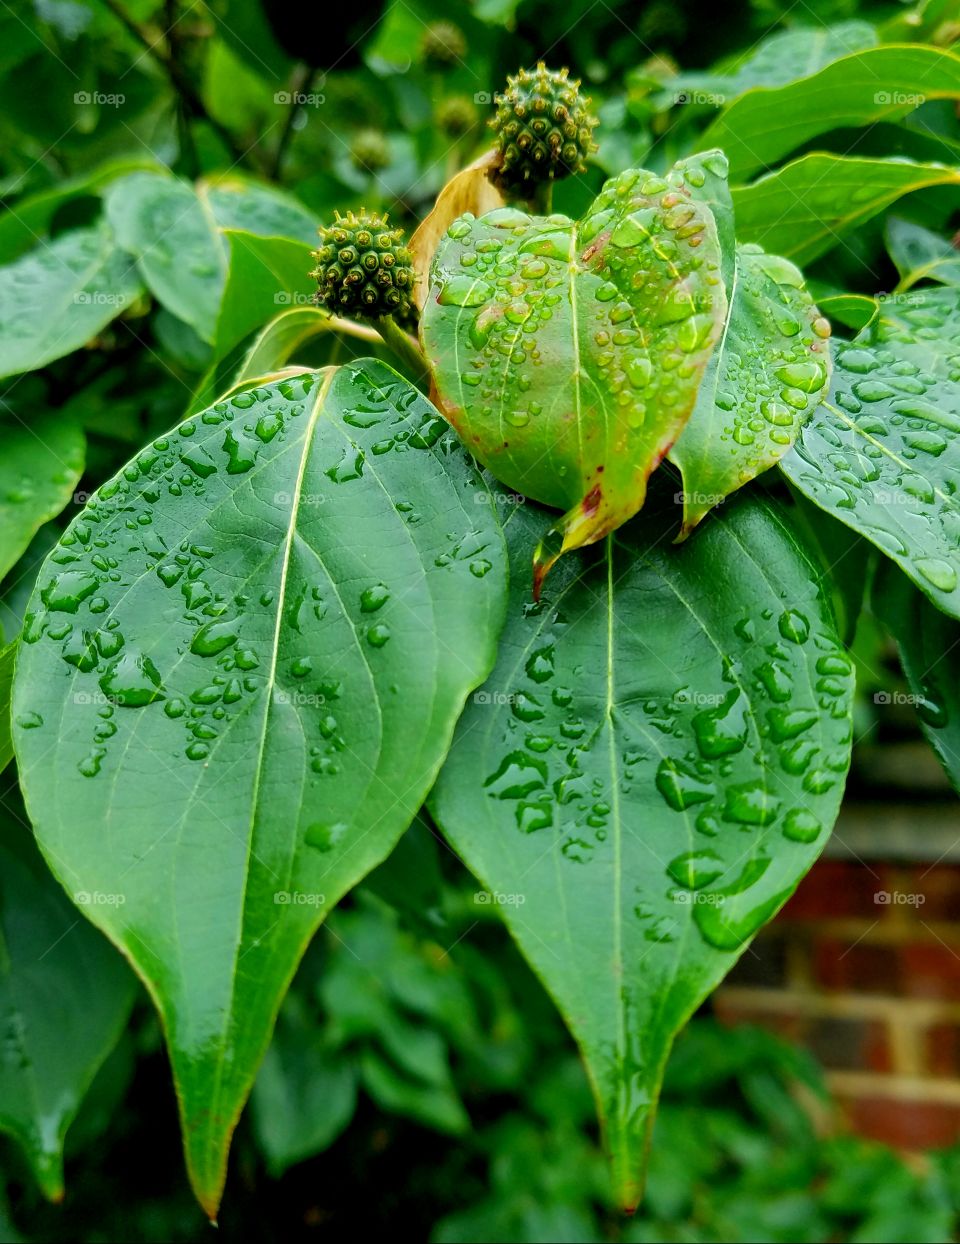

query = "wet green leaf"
[13, 359, 507, 1216]
[0, 225, 143, 379]
[0, 794, 136, 1200]
[0, 414, 85, 580]
[781, 288, 960, 619]
[422, 153, 727, 588]
[430, 493, 853, 1209]
[669, 154, 830, 535]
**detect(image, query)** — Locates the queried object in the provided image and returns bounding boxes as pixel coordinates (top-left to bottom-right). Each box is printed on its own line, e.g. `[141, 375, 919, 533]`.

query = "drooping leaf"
[873, 558, 960, 792]
[0, 793, 137, 1200]
[104, 171, 317, 344]
[409, 150, 503, 313]
[886, 216, 960, 289]
[0, 225, 143, 379]
[430, 492, 853, 1209]
[781, 288, 960, 619]
[669, 150, 830, 539]
[705, 45, 960, 179]
[0, 413, 85, 580]
[251, 989, 357, 1177]
[13, 359, 507, 1216]
[813, 292, 879, 332]
[732, 155, 960, 266]
[422, 153, 727, 589]
[213, 231, 316, 362]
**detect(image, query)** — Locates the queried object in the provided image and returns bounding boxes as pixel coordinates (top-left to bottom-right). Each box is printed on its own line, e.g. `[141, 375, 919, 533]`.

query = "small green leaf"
[251, 989, 356, 1177]
[422, 154, 727, 587]
[886, 216, 960, 289]
[13, 359, 507, 1216]
[733, 156, 960, 266]
[0, 794, 136, 1199]
[213, 231, 316, 362]
[0, 413, 85, 580]
[705, 45, 960, 179]
[430, 492, 853, 1209]
[781, 288, 960, 619]
[0, 225, 142, 378]
[873, 559, 960, 791]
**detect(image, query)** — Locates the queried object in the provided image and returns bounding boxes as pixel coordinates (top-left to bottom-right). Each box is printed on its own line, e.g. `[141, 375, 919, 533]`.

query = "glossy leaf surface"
[781, 288, 960, 619]
[13, 359, 507, 1215]
[422, 155, 727, 585]
[430, 494, 853, 1209]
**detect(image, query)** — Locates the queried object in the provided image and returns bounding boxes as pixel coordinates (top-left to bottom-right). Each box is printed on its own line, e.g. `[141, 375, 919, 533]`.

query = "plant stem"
[531, 181, 553, 215]
[270, 64, 317, 182]
[378, 317, 426, 377]
[98, 0, 255, 172]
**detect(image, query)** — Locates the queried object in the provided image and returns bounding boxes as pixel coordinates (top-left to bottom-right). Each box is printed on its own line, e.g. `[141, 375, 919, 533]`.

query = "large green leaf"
[0, 643, 12, 771]
[0, 224, 143, 379]
[663, 21, 877, 102]
[12, 359, 507, 1215]
[0, 413, 85, 580]
[873, 559, 960, 792]
[0, 794, 136, 1199]
[668, 156, 830, 535]
[886, 216, 960, 289]
[422, 154, 727, 588]
[705, 45, 960, 179]
[781, 288, 960, 619]
[733, 156, 960, 266]
[430, 493, 853, 1209]
[104, 172, 316, 344]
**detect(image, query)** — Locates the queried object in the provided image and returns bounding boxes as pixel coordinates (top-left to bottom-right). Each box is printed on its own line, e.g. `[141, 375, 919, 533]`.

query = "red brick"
[814, 938, 901, 994]
[713, 997, 806, 1042]
[781, 860, 892, 921]
[807, 1017, 892, 1074]
[894, 866, 960, 922]
[837, 1092, 960, 1149]
[926, 1024, 960, 1078]
[900, 944, 960, 1001]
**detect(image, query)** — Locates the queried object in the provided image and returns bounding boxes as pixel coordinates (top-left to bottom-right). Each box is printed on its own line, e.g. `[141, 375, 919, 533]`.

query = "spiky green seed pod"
[351, 128, 390, 173]
[419, 20, 466, 69]
[491, 63, 598, 189]
[311, 210, 414, 320]
[436, 95, 477, 139]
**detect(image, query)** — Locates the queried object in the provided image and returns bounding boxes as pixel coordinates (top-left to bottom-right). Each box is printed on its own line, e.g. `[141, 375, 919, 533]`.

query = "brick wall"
[715, 775, 960, 1150]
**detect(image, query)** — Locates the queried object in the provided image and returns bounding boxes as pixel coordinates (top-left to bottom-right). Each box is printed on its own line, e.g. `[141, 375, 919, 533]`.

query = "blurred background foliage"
[3, 0, 960, 1239]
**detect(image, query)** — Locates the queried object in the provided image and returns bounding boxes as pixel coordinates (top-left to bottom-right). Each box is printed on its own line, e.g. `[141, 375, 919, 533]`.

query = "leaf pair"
[421, 150, 830, 585]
